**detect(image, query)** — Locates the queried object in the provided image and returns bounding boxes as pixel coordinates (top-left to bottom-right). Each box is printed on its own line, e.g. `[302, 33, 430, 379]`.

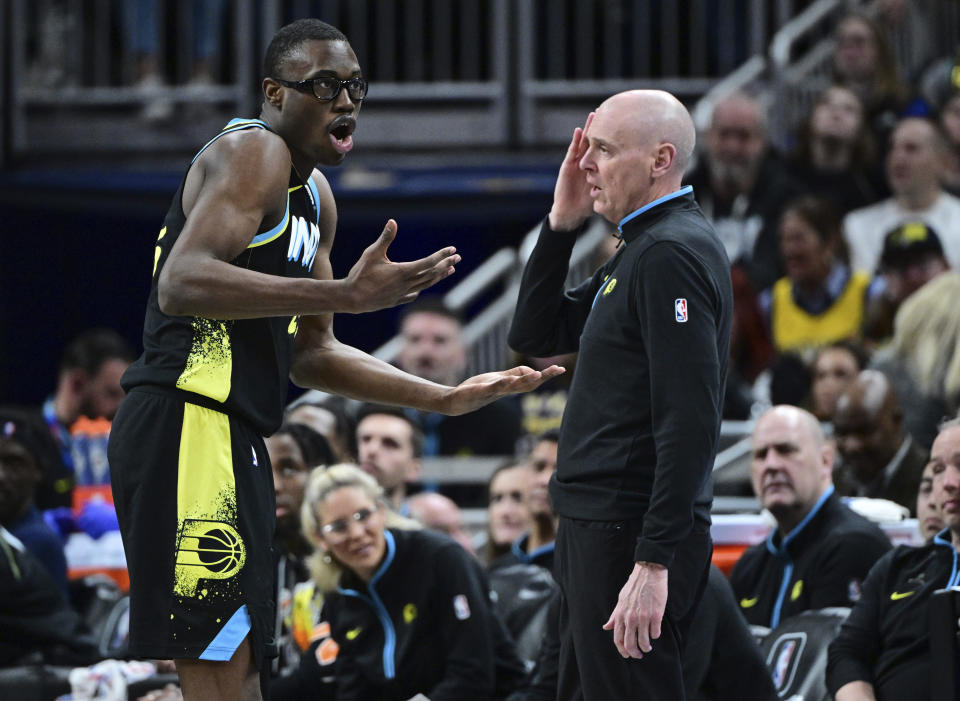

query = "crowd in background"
[3, 5, 960, 700]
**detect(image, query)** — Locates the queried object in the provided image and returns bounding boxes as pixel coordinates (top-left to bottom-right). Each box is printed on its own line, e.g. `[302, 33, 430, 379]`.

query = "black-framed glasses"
[274, 75, 368, 102]
[320, 504, 379, 540]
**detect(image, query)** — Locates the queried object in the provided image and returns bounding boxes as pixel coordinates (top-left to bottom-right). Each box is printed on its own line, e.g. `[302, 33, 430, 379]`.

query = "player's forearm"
[834, 681, 877, 701]
[290, 340, 452, 413]
[158, 257, 361, 318]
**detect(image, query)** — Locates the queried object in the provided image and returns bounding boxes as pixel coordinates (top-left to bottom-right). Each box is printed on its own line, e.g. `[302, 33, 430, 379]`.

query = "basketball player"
[109, 19, 562, 701]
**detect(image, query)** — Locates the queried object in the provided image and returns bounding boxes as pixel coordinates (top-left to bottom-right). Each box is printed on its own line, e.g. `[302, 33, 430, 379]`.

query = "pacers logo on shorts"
[173, 519, 247, 598]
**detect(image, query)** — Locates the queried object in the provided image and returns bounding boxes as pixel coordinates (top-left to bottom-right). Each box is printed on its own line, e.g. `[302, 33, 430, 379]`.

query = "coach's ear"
[263, 78, 284, 109]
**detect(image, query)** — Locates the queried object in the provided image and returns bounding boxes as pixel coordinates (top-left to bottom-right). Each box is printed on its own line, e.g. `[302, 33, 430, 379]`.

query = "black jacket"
[729, 489, 892, 628]
[509, 189, 732, 567]
[488, 533, 555, 574]
[323, 528, 527, 701]
[826, 535, 960, 700]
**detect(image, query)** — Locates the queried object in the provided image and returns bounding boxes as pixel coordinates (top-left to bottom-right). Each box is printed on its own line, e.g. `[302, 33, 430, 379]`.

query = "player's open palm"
[441, 365, 565, 416]
[345, 219, 460, 312]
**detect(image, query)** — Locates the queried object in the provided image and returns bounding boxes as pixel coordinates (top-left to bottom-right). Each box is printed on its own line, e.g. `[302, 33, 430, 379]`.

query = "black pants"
[554, 516, 711, 701]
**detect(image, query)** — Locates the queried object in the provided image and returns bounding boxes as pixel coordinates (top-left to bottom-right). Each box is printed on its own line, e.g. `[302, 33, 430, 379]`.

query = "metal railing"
[3, 0, 820, 161]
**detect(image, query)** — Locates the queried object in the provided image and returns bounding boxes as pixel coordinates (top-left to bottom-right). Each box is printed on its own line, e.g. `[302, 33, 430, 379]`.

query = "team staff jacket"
[729, 489, 892, 628]
[508, 189, 733, 567]
[826, 534, 960, 700]
[122, 118, 321, 435]
[488, 533, 555, 573]
[322, 528, 527, 701]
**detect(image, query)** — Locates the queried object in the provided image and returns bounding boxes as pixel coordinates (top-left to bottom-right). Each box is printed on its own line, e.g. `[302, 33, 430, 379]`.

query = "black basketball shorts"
[108, 386, 277, 664]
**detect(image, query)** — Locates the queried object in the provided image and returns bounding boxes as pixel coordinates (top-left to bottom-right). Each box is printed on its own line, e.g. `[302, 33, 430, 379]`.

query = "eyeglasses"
[273, 75, 368, 102]
[320, 504, 379, 539]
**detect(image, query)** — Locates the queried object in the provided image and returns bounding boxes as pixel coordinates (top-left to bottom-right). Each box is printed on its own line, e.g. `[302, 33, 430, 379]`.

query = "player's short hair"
[263, 19, 348, 79]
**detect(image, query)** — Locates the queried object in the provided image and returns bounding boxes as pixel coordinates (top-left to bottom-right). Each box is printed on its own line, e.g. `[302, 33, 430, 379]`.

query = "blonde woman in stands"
[871, 272, 960, 449]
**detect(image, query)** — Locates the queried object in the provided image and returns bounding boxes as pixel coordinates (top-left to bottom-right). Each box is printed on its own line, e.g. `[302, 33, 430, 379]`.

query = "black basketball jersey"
[122, 118, 322, 435]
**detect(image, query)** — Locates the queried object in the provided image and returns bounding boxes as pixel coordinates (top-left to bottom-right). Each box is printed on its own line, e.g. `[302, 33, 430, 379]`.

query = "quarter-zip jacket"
[322, 529, 526, 701]
[509, 189, 733, 567]
[729, 490, 891, 628]
[827, 533, 960, 699]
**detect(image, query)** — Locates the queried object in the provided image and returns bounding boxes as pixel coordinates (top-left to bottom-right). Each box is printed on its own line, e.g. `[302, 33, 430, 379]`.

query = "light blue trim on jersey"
[190, 118, 270, 164]
[198, 604, 251, 660]
[617, 185, 694, 233]
[305, 176, 321, 226]
[338, 530, 399, 679]
[765, 485, 835, 628]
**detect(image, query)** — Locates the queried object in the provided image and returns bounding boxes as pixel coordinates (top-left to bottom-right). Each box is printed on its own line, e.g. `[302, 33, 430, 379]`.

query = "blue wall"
[0, 164, 555, 405]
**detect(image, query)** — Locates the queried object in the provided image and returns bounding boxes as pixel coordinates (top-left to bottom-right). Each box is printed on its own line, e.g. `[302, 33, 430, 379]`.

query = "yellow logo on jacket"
[603, 278, 617, 296]
[740, 596, 758, 608]
[346, 627, 362, 640]
[403, 603, 418, 624]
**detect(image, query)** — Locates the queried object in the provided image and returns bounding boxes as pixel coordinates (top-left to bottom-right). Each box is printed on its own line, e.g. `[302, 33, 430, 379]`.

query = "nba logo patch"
[675, 298, 688, 323]
[765, 632, 807, 694]
[453, 594, 471, 620]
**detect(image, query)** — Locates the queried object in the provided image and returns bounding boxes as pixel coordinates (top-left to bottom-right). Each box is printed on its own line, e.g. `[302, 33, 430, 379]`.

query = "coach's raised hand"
[548, 111, 596, 231]
[344, 219, 461, 313]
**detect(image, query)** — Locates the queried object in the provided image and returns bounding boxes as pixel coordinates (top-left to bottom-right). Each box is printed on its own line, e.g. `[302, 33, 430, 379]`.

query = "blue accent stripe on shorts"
[198, 604, 251, 661]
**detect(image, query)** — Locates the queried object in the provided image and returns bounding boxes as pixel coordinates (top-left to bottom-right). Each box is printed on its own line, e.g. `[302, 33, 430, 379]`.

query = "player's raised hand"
[345, 219, 460, 312]
[548, 111, 596, 231]
[438, 365, 566, 416]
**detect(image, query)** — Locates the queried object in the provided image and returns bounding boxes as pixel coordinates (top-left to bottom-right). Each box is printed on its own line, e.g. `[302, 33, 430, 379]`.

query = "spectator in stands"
[684, 91, 804, 290]
[832, 370, 929, 513]
[39, 328, 134, 509]
[760, 196, 874, 354]
[286, 396, 356, 462]
[938, 86, 960, 195]
[871, 272, 960, 449]
[843, 117, 960, 275]
[0, 525, 99, 667]
[810, 341, 870, 422]
[730, 405, 891, 629]
[271, 424, 336, 564]
[355, 404, 423, 514]
[301, 464, 526, 700]
[407, 491, 475, 555]
[788, 84, 885, 214]
[490, 430, 558, 573]
[122, 0, 227, 121]
[831, 11, 909, 160]
[0, 414, 69, 598]
[727, 267, 774, 419]
[484, 461, 533, 564]
[266, 423, 336, 686]
[397, 298, 524, 457]
[826, 417, 960, 700]
[916, 462, 944, 542]
[863, 221, 950, 344]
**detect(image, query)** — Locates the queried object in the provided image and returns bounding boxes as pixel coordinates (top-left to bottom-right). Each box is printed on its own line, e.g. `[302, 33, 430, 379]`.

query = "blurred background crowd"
[2, 0, 960, 699]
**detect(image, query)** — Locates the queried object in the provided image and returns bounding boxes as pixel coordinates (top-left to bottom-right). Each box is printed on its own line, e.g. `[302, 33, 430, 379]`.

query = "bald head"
[706, 92, 768, 194]
[756, 405, 825, 448]
[833, 370, 904, 483]
[599, 90, 696, 175]
[751, 405, 834, 533]
[836, 370, 896, 419]
[407, 492, 475, 554]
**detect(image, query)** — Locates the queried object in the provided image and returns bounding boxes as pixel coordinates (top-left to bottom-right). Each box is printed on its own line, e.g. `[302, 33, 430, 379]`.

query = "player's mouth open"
[329, 117, 356, 154]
